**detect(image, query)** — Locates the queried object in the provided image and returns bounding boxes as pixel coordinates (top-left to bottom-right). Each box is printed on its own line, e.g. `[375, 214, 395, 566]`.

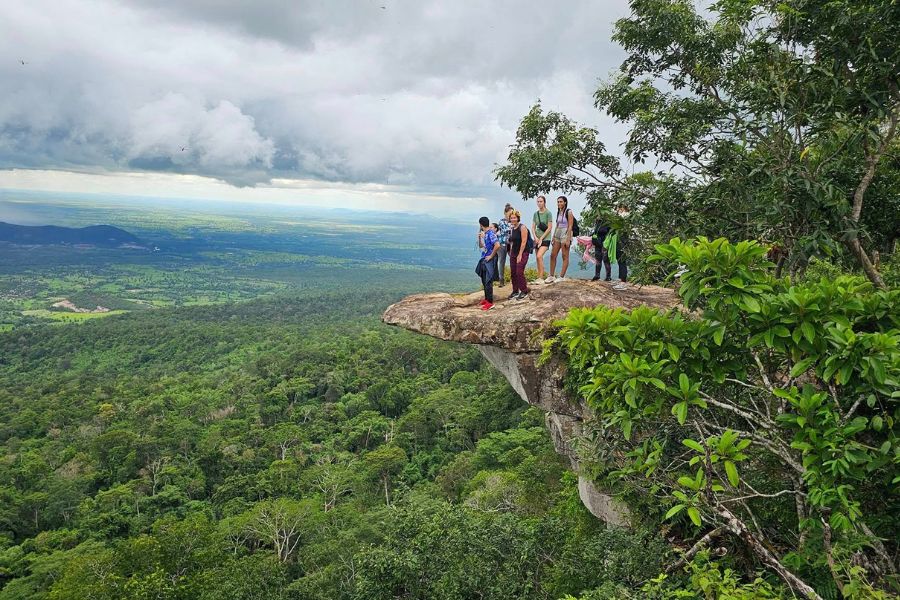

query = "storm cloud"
[1, 0, 630, 191]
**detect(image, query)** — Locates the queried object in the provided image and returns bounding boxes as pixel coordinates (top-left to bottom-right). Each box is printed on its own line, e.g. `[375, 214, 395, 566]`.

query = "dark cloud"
[1, 0, 630, 190]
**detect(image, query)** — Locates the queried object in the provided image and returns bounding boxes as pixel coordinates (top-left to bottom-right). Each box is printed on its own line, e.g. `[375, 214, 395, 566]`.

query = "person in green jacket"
[606, 204, 630, 289]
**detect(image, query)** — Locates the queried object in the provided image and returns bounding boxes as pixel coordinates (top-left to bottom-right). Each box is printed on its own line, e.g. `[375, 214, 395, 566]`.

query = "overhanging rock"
[383, 280, 680, 524]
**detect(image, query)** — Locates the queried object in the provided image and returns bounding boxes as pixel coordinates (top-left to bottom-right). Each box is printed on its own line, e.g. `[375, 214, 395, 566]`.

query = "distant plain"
[0, 190, 475, 329]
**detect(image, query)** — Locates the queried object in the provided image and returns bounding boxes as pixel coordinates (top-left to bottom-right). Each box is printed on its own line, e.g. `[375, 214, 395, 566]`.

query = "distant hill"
[0, 222, 143, 248]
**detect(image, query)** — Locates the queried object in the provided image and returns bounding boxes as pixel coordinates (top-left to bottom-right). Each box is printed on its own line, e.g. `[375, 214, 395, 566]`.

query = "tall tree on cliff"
[495, 0, 899, 286]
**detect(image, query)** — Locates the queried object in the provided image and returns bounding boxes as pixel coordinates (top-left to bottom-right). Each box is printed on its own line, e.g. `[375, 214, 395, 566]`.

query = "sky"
[1, 0, 633, 219]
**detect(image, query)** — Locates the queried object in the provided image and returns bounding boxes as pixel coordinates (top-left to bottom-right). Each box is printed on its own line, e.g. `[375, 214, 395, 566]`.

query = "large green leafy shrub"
[548, 237, 899, 599]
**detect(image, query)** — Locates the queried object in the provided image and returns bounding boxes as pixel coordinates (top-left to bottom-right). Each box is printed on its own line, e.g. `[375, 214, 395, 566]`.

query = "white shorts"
[553, 227, 570, 245]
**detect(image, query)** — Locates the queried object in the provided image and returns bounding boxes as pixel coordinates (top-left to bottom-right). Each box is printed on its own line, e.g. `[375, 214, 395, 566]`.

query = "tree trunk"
[844, 238, 886, 289]
[847, 106, 897, 288]
[716, 505, 823, 600]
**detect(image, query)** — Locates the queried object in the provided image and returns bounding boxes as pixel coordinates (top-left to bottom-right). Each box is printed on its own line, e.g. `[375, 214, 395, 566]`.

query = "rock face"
[383, 279, 680, 525]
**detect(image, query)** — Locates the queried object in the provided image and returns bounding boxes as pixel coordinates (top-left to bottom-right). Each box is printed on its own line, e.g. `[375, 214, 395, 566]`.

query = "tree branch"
[699, 391, 775, 430]
[821, 516, 846, 596]
[665, 526, 728, 573]
[715, 505, 824, 600]
[851, 106, 899, 223]
[719, 489, 799, 504]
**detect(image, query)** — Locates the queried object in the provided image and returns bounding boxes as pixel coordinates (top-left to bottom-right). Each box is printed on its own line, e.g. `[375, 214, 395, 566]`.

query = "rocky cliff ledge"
[383, 280, 681, 525]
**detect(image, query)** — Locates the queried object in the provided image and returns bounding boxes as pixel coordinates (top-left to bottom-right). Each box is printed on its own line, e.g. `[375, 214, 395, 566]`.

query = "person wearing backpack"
[546, 195, 578, 283]
[590, 218, 612, 282]
[608, 204, 630, 290]
[507, 209, 532, 301]
[476, 216, 500, 310]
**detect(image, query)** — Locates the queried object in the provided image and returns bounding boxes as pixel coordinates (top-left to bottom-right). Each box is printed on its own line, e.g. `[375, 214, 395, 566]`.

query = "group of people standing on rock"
[476, 196, 630, 311]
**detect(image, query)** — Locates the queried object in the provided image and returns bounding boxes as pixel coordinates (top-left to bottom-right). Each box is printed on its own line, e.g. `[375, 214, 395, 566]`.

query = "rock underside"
[383, 279, 680, 525]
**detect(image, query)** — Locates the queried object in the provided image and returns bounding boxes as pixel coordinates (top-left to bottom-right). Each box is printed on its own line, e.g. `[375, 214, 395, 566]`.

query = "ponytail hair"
[556, 195, 569, 220]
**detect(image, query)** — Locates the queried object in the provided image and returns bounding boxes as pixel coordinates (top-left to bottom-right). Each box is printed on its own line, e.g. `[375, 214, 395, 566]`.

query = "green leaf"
[790, 357, 815, 377]
[773, 325, 791, 338]
[649, 378, 667, 391]
[677, 475, 697, 489]
[713, 326, 725, 346]
[724, 461, 739, 487]
[673, 401, 688, 425]
[870, 359, 886, 384]
[667, 343, 681, 361]
[743, 296, 761, 313]
[801, 321, 816, 344]
[687, 507, 702, 526]
[665, 504, 686, 520]
[682, 439, 705, 453]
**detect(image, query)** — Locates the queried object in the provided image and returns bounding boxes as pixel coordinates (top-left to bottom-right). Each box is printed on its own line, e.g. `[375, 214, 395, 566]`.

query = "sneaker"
[480, 299, 488, 306]
[613, 282, 629, 291]
[516, 292, 529, 301]
[555, 276, 567, 282]
[604, 278, 612, 282]
[507, 292, 518, 300]
[591, 275, 601, 281]
[544, 276, 555, 284]
[481, 302, 494, 310]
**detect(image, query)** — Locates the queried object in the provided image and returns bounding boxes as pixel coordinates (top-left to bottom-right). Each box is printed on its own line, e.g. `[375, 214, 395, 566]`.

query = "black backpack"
[567, 208, 580, 236]
[515, 224, 534, 253]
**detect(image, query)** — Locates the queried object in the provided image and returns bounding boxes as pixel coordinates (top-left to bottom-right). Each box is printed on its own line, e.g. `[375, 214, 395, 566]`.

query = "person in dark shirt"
[590, 220, 612, 281]
[507, 210, 531, 301]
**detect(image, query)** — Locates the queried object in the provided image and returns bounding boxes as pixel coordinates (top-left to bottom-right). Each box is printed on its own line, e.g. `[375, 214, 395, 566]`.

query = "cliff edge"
[383, 279, 680, 524]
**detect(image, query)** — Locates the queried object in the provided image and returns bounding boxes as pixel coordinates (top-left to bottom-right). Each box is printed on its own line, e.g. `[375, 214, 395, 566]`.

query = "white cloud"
[0, 0, 632, 202]
[128, 94, 274, 170]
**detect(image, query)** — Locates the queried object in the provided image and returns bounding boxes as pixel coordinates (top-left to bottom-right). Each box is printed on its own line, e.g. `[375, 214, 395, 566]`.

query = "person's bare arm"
[517, 225, 527, 261]
[566, 210, 574, 245]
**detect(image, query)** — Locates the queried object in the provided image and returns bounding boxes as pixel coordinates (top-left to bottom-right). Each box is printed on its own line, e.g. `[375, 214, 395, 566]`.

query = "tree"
[496, 0, 900, 285]
[264, 423, 305, 462]
[362, 445, 407, 506]
[302, 462, 355, 512]
[243, 498, 315, 563]
[550, 237, 899, 598]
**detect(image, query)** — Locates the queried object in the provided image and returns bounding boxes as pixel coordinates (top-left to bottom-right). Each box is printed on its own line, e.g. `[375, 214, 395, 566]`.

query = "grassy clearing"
[22, 309, 128, 322]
